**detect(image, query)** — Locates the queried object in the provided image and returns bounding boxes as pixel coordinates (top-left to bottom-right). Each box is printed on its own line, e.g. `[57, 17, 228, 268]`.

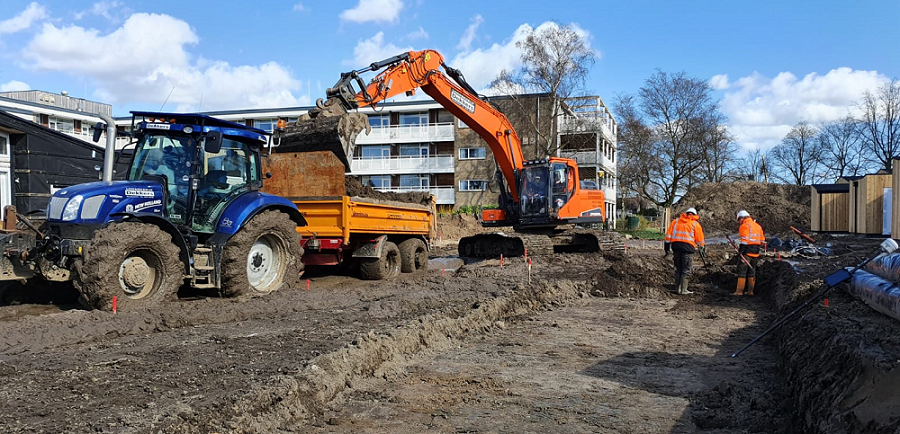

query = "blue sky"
[0, 0, 898, 151]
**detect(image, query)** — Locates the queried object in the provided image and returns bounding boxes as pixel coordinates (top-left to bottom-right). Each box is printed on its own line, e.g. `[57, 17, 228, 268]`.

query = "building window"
[0, 135, 7, 156]
[459, 180, 487, 191]
[360, 145, 390, 159]
[361, 175, 390, 188]
[400, 112, 428, 126]
[400, 175, 429, 188]
[49, 116, 74, 133]
[368, 115, 390, 128]
[458, 147, 486, 160]
[399, 143, 428, 157]
[458, 118, 469, 129]
[253, 119, 276, 132]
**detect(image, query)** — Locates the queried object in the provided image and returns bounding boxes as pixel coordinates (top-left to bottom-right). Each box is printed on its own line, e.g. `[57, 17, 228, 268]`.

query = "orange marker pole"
[306, 279, 310, 290]
[824, 298, 829, 307]
[112, 296, 117, 314]
[500, 254, 504, 267]
[442, 267, 445, 277]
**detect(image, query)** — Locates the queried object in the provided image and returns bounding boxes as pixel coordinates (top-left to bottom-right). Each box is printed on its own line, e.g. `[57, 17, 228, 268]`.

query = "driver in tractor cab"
[143, 147, 176, 195]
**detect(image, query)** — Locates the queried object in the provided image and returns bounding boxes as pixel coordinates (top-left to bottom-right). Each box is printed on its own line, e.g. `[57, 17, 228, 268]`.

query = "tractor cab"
[127, 112, 267, 233]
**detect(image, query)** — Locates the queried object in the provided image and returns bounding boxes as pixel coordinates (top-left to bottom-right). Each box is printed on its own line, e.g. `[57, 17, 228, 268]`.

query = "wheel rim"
[118, 250, 160, 299]
[247, 234, 283, 290]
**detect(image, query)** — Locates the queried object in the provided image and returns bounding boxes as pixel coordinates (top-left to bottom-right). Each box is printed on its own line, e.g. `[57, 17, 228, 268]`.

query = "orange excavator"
[285, 49, 612, 257]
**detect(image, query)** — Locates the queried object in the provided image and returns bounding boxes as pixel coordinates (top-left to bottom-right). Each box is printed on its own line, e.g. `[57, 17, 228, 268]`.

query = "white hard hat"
[685, 207, 697, 215]
[737, 210, 750, 219]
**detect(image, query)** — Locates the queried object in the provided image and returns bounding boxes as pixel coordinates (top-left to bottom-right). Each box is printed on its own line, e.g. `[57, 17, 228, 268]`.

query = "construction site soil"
[676, 182, 811, 236]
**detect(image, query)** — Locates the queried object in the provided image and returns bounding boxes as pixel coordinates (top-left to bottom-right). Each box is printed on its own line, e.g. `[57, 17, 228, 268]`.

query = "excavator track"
[458, 229, 625, 258]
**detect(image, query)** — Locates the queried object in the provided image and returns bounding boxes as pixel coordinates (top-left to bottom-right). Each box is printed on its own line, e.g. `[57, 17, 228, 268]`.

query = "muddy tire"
[221, 211, 304, 297]
[359, 241, 400, 280]
[76, 222, 183, 311]
[398, 238, 428, 273]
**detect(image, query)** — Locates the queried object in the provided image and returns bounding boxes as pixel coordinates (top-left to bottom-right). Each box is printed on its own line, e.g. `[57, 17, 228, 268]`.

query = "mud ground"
[0, 235, 899, 433]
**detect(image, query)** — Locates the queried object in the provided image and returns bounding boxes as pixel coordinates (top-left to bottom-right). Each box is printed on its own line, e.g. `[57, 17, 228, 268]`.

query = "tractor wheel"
[221, 211, 303, 297]
[359, 241, 401, 280]
[76, 222, 183, 311]
[398, 238, 428, 273]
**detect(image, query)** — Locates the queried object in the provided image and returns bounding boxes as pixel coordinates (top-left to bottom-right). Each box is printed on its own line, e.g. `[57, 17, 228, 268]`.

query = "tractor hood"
[47, 180, 166, 223]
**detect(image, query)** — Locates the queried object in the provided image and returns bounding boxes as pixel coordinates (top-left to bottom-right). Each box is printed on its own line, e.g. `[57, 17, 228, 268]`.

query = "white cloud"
[347, 32, 412, 67]
[0, 2, 47, 35]
[404, 26, 428, 41]
[719, 68, 890, 150]
[1, 80, 30, 92]
[456, 14, 483, 52]
[74, 1, 126, 22]
[22, 13, 308, 111]
[709, 74, 729, 90]
[340, 0, 404, 24]
[292, 3, 305, 12]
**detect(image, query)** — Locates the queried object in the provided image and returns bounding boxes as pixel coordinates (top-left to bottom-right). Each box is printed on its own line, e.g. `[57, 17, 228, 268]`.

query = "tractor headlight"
[61, 195, 83, 221]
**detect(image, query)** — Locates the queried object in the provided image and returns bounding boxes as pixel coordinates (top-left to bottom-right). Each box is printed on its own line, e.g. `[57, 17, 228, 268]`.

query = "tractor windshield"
[129, 133, 194, 223]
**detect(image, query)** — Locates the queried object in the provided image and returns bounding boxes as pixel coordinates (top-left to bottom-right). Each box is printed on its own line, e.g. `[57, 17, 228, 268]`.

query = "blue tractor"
[0, 112, 306, 311]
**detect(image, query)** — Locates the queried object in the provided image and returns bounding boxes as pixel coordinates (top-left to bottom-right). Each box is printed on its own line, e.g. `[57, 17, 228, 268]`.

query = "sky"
[0, 0, 898, 152]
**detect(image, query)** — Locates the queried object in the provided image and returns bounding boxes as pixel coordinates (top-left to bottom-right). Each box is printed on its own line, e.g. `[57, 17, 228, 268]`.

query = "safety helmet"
[685, 207, 697, 215]
[737, 210, 750, 219]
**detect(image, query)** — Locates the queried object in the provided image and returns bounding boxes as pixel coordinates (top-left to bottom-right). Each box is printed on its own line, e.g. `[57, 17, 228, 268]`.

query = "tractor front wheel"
[76, 222, 183, 311]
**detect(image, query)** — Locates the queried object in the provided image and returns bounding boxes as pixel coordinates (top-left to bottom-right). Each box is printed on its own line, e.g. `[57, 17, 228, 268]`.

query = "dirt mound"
[436, 214, 494, 240]
[345, 177, 433, 206]
[676, 181, 810, 236]
[591, 253, 671, 298]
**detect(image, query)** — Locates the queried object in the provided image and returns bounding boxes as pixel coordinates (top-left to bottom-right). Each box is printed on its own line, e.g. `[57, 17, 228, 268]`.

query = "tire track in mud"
[165, 278, 590, 433]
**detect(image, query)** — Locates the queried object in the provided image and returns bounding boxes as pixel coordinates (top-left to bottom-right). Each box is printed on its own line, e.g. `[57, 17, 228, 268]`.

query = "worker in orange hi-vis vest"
[734, 210, 765, 296]
[664, 208, 705, 295]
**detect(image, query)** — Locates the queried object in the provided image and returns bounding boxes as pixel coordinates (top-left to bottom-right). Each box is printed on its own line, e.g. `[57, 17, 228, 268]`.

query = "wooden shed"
[892, 157, 900, 239]
[810, 183, 849, 232]
[849, 171, 892, 235]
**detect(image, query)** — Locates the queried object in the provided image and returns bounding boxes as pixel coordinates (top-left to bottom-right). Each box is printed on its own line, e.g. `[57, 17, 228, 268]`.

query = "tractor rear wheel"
[221, 211, 304, 297]
[76, 222, 183, 311]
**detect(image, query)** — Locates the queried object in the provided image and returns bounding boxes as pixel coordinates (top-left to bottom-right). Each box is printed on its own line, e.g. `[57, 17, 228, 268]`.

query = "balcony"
[375, 186, 455, 205]
[559, 150, 615, 169]
[355, 123, 455, 144]
[558, 115, 616, 139]
[350, 155, 455, 175]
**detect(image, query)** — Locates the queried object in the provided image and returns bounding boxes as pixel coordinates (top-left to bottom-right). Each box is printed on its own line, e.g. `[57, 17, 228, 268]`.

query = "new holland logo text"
[125, 188, 155, 198]
[450, 89, 476, 114]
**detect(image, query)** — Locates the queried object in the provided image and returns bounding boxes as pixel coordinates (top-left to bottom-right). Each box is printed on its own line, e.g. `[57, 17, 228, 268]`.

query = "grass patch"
[616, 229, 666, 240]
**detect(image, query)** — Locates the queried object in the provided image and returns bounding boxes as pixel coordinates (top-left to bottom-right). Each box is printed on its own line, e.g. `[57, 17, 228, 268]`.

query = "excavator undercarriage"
[458, 228, 625, 258]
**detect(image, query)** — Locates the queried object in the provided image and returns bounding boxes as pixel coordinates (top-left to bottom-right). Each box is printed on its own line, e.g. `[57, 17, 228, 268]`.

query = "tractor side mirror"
[92, 122, 105, 143]
[205, 130, 223, 154]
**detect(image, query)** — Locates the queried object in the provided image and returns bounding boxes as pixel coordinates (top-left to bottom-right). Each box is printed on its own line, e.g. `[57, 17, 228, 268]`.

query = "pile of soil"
[676, 181, 810, 236]
[592, 253, 671, 298]
[435, 213, 494, 240]
[345, 177, 433, 207]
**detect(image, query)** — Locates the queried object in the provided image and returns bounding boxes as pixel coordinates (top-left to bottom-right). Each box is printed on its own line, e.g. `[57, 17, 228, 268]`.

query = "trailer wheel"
[399, 238, 428, 273]
[76, 222, 183, 311]
[221, 210, 304, 297]
[359, 241, 400, 280]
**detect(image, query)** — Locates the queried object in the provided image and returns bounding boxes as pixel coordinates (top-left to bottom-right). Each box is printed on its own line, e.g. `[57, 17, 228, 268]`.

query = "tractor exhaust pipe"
[94, 113, 118, 182]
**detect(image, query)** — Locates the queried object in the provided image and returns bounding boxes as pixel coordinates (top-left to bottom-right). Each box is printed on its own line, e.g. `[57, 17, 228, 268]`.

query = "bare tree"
[769, 122, 824, 185]
[859, 79, 900, 171]
[691, 113, 737, 183]
[740, 148, 771, 183]
[489, 22, 595, 158]
[615, 70, 726, 209]
[819, 114, 866, 179]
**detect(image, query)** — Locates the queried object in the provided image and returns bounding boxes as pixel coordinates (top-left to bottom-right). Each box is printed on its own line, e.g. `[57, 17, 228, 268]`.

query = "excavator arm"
[312, 50, 526, 203]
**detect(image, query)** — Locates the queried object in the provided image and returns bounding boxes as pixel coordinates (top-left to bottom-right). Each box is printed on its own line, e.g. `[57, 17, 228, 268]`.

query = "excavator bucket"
[274, 109, 370, 171]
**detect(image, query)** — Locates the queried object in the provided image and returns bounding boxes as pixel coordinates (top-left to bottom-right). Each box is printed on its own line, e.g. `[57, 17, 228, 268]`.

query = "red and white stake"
[306, 279, 310, 290]
[500, 254, 504, 267]
[112, 296, 117, 314]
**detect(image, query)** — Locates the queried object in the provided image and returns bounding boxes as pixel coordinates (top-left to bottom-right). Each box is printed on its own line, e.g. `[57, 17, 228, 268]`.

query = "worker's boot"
[672, 273, 682, 293]
[746, 277, 756, 296]
[678, 276, 693, 295]
[733, 277, 746, 296]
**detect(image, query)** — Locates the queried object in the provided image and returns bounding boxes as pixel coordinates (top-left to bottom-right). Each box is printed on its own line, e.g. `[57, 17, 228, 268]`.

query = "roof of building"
[811, 183, 850, 193]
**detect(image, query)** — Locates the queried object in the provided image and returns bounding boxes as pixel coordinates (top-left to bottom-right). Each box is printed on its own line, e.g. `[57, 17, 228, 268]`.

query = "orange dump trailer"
[261, 151, 435, 280]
